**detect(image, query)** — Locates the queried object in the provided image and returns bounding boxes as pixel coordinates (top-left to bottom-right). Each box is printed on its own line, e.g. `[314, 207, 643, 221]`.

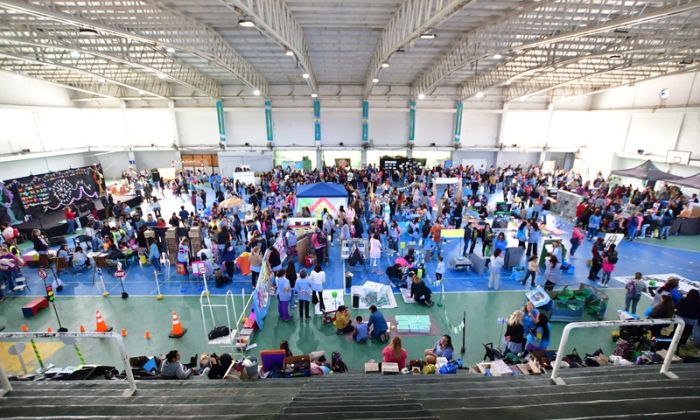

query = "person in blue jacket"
[587, 210, 602, 240]
[494, 232, 508, 254]
[516, 221, 528, 249]
[526, 312, 551, 351]
[367, 305, 389, 342]
[425, 334, 454, 363]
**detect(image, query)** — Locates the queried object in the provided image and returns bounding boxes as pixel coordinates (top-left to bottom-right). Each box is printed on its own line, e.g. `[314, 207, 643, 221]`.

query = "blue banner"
[216, 99, 226, 144]
[362, 100, 369, 142]
[313, 99, 321, 142]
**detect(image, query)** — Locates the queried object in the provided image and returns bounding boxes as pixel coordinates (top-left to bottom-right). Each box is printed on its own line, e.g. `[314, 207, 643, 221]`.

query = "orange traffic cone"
[95, 310, 113, 333]
[168, 311, 187, 338]
[47, 327, 53, 333]
[21, 324, 28, 332]
[121, 328, 128, 337]
[144, 331, 152, 340]
[79, 325, 86, 333]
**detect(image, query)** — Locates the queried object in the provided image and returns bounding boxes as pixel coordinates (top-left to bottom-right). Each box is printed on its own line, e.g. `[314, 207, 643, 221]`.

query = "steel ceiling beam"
[505, 54, 700, 101]
[0, 48, 171, 98]
[460, 12, 700, 99]
[362, 0, 472, 98]
[0, 0, 268, 96]
[220, 0, 317, 93]
[412, 0, 700, 97]
[0, 18, 220, 97]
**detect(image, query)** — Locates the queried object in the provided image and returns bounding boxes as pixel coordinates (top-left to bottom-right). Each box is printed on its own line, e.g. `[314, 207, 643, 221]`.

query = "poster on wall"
[334, 158, 351, 169]
[4, 164, 106, 215]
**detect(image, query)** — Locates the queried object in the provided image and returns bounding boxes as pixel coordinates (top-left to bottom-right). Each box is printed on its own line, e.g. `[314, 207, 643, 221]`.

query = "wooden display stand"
[165, 227, 178, 263]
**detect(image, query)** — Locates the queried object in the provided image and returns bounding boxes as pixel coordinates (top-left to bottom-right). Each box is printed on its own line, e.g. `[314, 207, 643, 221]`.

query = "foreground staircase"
[1, 364, 699, 419]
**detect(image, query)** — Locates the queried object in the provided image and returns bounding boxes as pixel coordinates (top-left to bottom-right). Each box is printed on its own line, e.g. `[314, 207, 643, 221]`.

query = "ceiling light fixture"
[381, 62, 390, 68]
[302, 73, 310, 79]
[137, 89, 146, 95]
[418, 93, 425, 100]
[253, 89, 261, 96]
[79, 28, 99, 36]
[70, 50, 81, 58]
[372, 78, 379, 83]
[166, 47, 176, 53]
[493, 53, 503, 60]
[285, 49, 294, 57]
[238, 17, 255, 28]
[311, 93, 318, 98]
[420, 32, 437, 40]
[475, 91, 485, 99]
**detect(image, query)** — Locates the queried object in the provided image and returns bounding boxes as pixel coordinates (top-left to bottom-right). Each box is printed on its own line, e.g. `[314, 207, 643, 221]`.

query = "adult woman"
[309, 264, 326, 313]
[516, 221, 528, 249]
[333, 305, 354, 335]
[522, 255, 538, 288]
[368, 305, 389, 342]
[388, 221, 401, 252]
[249, 246, 263, 288]
[64, 206, 77, 234]
[624, 272, 647, 314]
[31, 229, 50, 268]
[488, 248, 504, 290]
[543, 254, 560, 291]
[369, 233, 382, 268]
[274, 269, 292, 322]
[294, 269, 312, 320]
[383, 336, 408, 370]
[587, 237, 605, 281]
[493, 232, 508, 255]
[526, 312, 550, 351]
[285, 260, 297, 309]
[410, 272, 434, 307]
[569, 223, 585, 257]
[481, 224, 493, 257]
[504, 310, 526, 354]
[599, 243, 618, 288]
[648, 292, 675, 337]
[675, 289, 699, 345]
[424, 335, 454, 363]
[654, 277, 682, 306]
[161, 350, 192, 379]
[526, 223, 541, 258]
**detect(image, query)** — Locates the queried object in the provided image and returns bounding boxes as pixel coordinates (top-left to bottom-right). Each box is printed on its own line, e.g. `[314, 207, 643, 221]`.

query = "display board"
[5, 165, 106, 215]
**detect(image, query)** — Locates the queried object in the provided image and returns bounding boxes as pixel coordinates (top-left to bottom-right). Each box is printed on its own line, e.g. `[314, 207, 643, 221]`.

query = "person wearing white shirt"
[309, 264, 326, 312]
[488, 249, 505, 290]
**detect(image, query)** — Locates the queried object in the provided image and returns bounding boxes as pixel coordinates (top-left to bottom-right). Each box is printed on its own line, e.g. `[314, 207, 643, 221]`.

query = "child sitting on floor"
[353, 315, 368, 343]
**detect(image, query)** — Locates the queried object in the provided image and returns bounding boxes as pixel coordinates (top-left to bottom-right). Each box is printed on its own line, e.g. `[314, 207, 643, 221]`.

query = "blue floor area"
[11, 187, 700, 299]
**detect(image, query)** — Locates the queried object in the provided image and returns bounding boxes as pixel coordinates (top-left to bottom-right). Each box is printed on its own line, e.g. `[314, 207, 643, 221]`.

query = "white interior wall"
[0, 72, 74, 107]
[227, 108, 267, 146]
[176, 109, 218, 147]
[460, 112, 499, 147]
[415, 110, 453, 147]
[500, 110, 549, 147]
[368, 110, 408, 146]
[674, 112, 700, 159]
[273, 109, 314, 147]
[324, 110, 363, 147]
[0, 153, 88, 180]
[133, 151, 180, 171]
[219, 151, 274, 174]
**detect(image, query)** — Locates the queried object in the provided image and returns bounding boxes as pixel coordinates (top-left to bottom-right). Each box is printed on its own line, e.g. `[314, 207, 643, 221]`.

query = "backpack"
[625, 280, 637, 296]
[331, 352, 348, 373]
[607, 251, 618, 264]
[208, 326, 230, 340]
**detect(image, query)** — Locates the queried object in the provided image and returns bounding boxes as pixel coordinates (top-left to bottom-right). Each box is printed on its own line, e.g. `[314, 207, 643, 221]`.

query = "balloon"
[331, 291, 338, 299]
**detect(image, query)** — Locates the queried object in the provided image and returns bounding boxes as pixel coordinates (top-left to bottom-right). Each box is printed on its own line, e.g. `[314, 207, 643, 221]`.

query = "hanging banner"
[362, 100, 369, 142]
[408, 100, 416, 143]
[313, 99, 321, 143]
[453, 101, 463, 144]
[216, 99, 226, 144]
[265, 100, 274, 143]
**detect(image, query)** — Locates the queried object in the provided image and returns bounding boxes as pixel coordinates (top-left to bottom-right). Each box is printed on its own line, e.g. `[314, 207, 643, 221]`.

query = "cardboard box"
[381, 362, 399, 375]
[364, 362, 379, 373]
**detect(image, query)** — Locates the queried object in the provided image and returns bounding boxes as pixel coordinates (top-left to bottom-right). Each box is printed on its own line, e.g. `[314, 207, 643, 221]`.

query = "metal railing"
[0, 332, 136, 397]
[550, 317, 686, 385]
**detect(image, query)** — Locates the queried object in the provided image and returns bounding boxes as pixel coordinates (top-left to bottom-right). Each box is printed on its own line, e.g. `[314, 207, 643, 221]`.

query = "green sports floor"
[0, 289, 651, 375]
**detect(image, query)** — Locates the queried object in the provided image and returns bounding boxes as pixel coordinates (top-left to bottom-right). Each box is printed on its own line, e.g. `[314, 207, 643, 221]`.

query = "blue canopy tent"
[296, 182, 349, 218]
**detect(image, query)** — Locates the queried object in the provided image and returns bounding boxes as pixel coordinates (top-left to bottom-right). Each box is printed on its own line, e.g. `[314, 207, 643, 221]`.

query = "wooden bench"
[22, 297, 49, 318]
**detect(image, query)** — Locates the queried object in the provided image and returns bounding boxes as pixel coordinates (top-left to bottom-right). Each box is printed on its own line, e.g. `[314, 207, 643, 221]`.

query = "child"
[522, 255, 538, 288]
[624, 272, 647, 314]
[275, 270, 292, 321]
[599, 244, 618, 288]
[435, 255, 445, 283]
[353, 316, 368, 343]
[488, 248, 504, 290]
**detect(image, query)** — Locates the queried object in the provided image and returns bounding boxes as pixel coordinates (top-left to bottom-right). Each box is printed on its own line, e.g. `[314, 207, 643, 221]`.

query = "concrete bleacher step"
[1, 364, 699, 419]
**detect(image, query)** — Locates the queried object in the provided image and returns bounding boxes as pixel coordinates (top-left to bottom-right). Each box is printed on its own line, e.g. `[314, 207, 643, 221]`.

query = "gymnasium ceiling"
[0, 0, 698, 102]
